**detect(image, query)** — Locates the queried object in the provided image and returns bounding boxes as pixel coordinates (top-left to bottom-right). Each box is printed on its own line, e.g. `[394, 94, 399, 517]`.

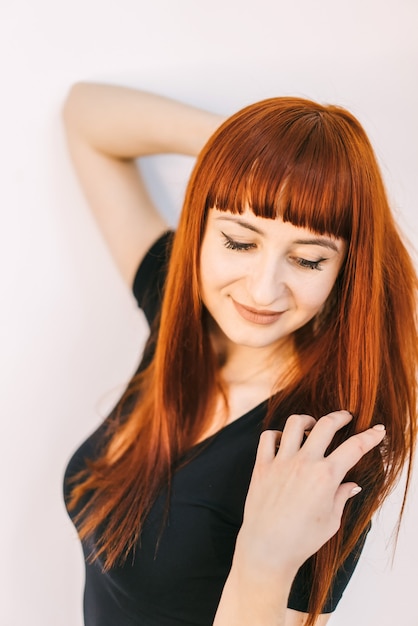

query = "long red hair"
[69, 97, 418, 623]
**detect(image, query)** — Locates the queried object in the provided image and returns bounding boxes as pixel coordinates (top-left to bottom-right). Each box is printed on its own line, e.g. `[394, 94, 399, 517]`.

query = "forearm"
[61, 82, 225, 283]
[63, 82, 224, 159]
[214, 558, 294, 626]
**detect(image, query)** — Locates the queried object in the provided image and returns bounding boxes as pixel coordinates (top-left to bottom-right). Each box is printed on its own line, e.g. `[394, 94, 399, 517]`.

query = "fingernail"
[373, 424, 386, 431]
[351, 486, 362, 495]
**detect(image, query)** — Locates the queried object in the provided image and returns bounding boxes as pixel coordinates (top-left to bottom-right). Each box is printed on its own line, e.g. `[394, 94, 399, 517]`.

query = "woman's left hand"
[235, 409, 385, 581]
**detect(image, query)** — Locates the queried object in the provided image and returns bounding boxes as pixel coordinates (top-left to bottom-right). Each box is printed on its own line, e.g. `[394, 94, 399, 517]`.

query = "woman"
[63, 83, 417, 626]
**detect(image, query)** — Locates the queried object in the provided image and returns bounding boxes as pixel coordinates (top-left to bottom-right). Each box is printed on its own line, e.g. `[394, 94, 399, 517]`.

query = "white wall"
[1, 1, 417, 625]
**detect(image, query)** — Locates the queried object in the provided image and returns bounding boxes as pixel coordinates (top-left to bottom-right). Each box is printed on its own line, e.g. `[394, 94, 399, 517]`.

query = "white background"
[1, 1, 417, 625]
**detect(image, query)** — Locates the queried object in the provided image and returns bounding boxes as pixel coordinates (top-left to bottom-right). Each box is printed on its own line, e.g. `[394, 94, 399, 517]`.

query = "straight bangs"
[198, 98, 362, 241]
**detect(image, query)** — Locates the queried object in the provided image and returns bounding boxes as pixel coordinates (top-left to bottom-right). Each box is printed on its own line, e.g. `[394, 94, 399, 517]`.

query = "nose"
[246, 254, 288, 307]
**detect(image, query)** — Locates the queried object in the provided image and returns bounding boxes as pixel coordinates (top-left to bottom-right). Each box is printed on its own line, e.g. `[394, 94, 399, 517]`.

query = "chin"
[221, 327, 286, 351]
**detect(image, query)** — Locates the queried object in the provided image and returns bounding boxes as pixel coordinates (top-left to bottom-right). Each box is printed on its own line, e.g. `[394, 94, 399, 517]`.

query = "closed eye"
[222, 233, 256, 251]
[295, 257, 326, 271]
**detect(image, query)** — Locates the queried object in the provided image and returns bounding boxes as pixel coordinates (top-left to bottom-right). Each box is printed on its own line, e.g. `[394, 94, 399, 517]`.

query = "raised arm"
[214, 411, 386, 626]
[62, 82, 224, 285]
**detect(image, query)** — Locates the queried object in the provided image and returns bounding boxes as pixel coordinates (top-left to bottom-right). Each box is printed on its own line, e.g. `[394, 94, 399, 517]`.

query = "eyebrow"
[215, 216, 340, 253]
[216, 216, 263, 234]
[292, 237, 339, 253]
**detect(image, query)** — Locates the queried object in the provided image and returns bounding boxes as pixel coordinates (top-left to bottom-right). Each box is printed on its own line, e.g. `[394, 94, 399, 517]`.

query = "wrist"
[213, 537, 298, 626]
[214, 560, 294, 626]
[233, 527, 300, 586]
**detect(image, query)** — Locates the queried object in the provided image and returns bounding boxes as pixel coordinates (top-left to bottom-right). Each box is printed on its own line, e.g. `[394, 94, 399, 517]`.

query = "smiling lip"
[232, 299, 284, 325]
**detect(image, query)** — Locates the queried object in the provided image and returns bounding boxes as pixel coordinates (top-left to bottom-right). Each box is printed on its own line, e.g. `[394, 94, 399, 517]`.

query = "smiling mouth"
[232, 299, 284, 325]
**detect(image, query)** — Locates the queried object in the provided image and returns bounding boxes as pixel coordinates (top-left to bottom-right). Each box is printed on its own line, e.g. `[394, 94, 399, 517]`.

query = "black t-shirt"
[64, 232, 369, 625]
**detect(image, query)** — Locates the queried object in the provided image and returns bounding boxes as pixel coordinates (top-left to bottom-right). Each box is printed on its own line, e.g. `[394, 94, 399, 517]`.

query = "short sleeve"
[132, 231, 174, 327]
[287, 522, 371, 613]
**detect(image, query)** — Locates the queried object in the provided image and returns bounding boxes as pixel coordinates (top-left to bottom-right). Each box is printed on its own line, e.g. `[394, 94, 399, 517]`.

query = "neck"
[210, 327, 296, 389]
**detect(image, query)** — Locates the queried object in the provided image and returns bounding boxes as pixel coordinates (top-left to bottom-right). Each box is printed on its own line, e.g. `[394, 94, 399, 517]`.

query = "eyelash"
[295, 258, 325, 271]
[221, 233, 326, 271]
[222, 233, 256, 251]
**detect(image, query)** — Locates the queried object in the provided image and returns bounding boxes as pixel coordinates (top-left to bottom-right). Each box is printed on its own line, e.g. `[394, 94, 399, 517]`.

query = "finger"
[255, 430, 281, 466]
[327, 425, 386, 482]
[334, 482, 363, 518]
[301, 410, 353, 459]
[277, 414, 317, 459]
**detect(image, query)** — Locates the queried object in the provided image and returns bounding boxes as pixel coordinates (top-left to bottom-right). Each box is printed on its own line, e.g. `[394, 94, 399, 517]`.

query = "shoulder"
[132, 230, 175, 324]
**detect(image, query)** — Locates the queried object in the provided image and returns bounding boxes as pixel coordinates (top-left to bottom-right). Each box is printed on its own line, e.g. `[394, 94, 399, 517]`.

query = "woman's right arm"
[62, 82, 224, 285]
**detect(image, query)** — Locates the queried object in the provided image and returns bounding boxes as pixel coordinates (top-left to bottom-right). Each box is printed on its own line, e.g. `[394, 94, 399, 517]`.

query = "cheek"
[297, 276, 337, 312]
[200, 245, 243, 295]
[200, 246, 227, 305]
[200, 264, 239, 304]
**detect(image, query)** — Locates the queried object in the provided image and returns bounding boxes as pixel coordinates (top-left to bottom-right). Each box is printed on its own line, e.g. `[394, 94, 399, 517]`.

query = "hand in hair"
[240, 410, 384, 576]
[214, 410, 385, 625]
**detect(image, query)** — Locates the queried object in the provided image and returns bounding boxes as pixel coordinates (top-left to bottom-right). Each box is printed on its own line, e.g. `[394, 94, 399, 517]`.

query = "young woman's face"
[200, 207, 347, 351]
